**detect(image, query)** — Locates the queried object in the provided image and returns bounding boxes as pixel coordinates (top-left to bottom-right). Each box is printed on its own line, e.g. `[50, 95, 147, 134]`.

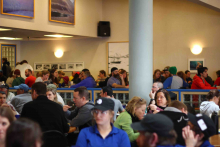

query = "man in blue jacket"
[70, 71, 96, 88]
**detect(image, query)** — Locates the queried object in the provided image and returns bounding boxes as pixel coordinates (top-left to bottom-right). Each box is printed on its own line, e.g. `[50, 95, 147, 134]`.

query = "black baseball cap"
[131, 114, 174, 137]
[0, 84, 9, 89]
[188, 113, 216, 139]
[111, 67, 118, 73]
[163, 68, 169, 71]
[92, 97, 115, 111]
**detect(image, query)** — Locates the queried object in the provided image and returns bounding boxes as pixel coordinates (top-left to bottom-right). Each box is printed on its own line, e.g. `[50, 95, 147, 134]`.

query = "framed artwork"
[188, 59, 204, 73]
[1, 0, 35, 18]
[1, 44, 16, 70]
[107, 41, 129, 75]
[49, 0, 75, 25]
[34, 62, 84, 71]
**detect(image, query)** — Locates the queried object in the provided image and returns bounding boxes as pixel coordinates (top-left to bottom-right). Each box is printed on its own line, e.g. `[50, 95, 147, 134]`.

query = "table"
[210, 134, 220, 146]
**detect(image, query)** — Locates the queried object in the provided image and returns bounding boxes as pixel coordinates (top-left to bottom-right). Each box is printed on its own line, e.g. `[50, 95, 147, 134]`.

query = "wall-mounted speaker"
[98, 21, 110, 37]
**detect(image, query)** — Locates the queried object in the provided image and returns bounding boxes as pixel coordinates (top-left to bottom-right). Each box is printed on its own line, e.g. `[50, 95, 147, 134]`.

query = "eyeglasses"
[91, 110, 108, 116]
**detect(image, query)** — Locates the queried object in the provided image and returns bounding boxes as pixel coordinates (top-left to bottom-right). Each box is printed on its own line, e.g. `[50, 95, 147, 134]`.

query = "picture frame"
[34, 62, 84, 71]
[188, 59, 204, 73]
[1, 0, 35, 18]
[49, 0, 75, 25]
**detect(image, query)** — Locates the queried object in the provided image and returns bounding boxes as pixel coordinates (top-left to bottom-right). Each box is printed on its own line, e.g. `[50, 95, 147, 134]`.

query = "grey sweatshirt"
[200, 101, 219, 117]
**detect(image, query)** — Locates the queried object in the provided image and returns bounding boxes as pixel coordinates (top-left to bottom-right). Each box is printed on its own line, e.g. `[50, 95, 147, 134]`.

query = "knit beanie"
[169, 66, 177, 75]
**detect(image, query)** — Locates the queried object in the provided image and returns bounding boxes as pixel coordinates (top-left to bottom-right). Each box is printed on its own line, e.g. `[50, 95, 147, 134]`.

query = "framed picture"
[35, 64, 43, 71]
[59, 64, 66, 70]
[51, 64, 58, 69]
[43, 64, 51, 70]
[1, 0, 35, 18]
[188, 59, 204, 73]
[67, 64, 74, 70]
[49, 0, 75, 25]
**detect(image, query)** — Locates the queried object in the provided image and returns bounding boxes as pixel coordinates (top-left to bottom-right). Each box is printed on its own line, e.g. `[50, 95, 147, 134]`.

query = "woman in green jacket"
[114, 96, 147, 145]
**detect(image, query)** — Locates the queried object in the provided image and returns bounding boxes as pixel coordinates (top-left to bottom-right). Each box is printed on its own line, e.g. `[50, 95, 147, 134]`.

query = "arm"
[195, 79, 216, 89]
[120, 75, 126, 86]
[214, 78, 220, 86]
[64, 108, 79, 120]
[70, 80, 86, 88]
[112, 83, 126, 88]
[118, 100, 125, 113]
[163, 77, 172, 89]
[75, 129, 88, 147]
[183, 80, 189, 88]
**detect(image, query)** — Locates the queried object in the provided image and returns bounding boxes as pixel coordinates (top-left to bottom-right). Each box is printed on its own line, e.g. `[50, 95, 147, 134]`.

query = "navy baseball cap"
[14, 84, 29, 92]
[92, 97, 115, 111]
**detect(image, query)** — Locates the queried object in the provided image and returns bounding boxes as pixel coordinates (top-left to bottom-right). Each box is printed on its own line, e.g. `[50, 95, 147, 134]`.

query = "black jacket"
[2, 61, 11, 77]
[21, 95, 69, 134]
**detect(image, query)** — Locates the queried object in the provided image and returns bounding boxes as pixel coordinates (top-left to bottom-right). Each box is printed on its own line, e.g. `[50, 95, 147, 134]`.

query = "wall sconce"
[191, 45, 202, 55]
[54, 49, 64, 58]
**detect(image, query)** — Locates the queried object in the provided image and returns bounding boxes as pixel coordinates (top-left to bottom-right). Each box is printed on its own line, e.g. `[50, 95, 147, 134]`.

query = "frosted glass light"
[54, 49, 64, 58]
[191, 45, 202, 55]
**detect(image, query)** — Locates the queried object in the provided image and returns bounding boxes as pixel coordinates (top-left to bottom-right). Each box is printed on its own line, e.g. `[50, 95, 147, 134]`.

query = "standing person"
[114, 97, 146, 145]
[35, 70, 50, 85]
[12, 69, 25, 87]
[10, 84, 32, 114]
[0, 84, 15, 102]
[107, 67, 128, 88]
[24, 69, 36, 88]
[75, 97, 131, 147]
[200, 89, 220, 117]
[49, 69, 59, 86]
[6, 72, 14, 87]
[0, 70, 7, 83]
[214, 70, 220, 86]
[0, 107, 15, 147]
[2, 58, 11, 78]
[100, 86, 125, 121]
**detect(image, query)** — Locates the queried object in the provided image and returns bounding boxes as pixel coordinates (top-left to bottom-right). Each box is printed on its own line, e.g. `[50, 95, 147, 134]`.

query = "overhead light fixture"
[44, 35, 73, 38]
[191, 45, 202, 55]
[54, 49, 64, 58]
[0, 37, 22, 40]
[0, 28, 12, 31]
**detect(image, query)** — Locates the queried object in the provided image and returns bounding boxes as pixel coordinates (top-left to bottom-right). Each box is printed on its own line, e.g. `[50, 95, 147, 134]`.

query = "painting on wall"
[107, 42, 129, 74]
[188, 59, 204, 73]
[1, 0, 34, 18]
[49, 0, 75, 25]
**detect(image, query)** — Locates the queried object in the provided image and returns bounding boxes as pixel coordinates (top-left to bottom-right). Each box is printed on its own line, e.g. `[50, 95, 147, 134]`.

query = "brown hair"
[49, 69, 59, 84]
[206, 89, 220, 100]
[58, 70, 65, 76]
[216, 70, 220, 77]
[155, 89, 171, 106]
[36, 71, 42, 78]
[42, 70, 49, 76]
[0, 107, 15, 123]
[169, 100, 187, 111]
[153, 69, 161, 81]
[126, 96, 147, 116]
[177, 71, 186, 81]
[119, 69, 129, 86]
[99, 70, 106, 77]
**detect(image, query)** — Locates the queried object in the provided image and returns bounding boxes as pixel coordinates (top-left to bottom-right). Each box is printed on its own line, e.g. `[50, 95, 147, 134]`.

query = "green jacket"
[12, 77, 25, 87]
[114, 111, 140, 142]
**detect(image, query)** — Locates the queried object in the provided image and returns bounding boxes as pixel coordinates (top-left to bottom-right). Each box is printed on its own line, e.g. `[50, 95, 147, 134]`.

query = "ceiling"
[0, 26, 89, 41]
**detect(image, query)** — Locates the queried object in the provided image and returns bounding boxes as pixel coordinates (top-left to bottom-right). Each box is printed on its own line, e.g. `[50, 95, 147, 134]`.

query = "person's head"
[50, 69, 58, 78]
[2, 58, 7, 63]
[126, 97, 147, 120]
[155, 89, 171, 107]
[111, 67, 119, 78]
[31, 83, 47, 100]
[168, 66, 177, 76]
[119, 69, 127, 79]
[206, 89, 220, 105]
[0, 84, 9, 96]
[92, 98, 114, 125]
[72, 71, 76, 77]
[185, 70, 191, 78]
[74, 72, 80, 79]
[197, 67, 208, 78]
[14, 84, 29, 95]
[73, 87, 89, 108]
[0, 91, 7, 106]
[168, 100, 188, 114]
[99, 70, 106, 78]
[82, 71, 91, 80]
[100, 86, 113, 98]
[187, 113, 216, 143]
[46, 84, 58, 102]
[0, 107, 15, 143]
[153, 69, 161, 80]
[14, 69, 21, 78]
[6, 118, 42, 147]
[36, 71, 42, 78]
[216, 70, 220, 78]
[163, 66, 170, 78]
[58, 70, 65, 78]
[196, 62, 202, 69]
[131, 114, 177, 147]
[152, 82, 163, 93]
[25, 69, 32, 77]
[177, 71, 186, 81]
[42, 70, 49, 81]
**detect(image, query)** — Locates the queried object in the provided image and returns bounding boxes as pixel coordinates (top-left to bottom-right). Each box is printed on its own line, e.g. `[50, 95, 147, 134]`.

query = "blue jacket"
[200, 140, 214, 147]
[70, 76, 96, 88]
[163, 76, 189, 89]
[75, 124, 131, 147]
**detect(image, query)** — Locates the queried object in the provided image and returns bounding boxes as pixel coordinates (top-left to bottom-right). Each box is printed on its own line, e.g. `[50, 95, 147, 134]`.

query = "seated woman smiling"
[75, 98, 131, 147]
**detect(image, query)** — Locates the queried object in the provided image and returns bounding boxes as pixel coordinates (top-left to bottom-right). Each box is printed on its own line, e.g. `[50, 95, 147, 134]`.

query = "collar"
[164, 107, 182, 113]
[35, 95, 48, 101]
[90, 123, 118, 135]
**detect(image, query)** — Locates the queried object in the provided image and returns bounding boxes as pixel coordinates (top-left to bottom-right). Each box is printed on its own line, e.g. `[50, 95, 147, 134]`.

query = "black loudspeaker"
[98, 21, 110, 37]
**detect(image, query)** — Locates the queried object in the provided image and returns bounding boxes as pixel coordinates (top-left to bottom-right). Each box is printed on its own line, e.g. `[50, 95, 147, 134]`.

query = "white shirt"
[200, 101, 219, 117]
[56, 93, 65, 106]
[6, 92, 15, 102]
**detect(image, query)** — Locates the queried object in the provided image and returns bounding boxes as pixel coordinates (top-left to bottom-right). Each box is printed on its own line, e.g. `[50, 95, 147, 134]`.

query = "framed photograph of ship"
[49, 0, 75, 25]
[188, 59, 204, 73]
[107, 42, 129, 75]
[1, 0, 35, 18]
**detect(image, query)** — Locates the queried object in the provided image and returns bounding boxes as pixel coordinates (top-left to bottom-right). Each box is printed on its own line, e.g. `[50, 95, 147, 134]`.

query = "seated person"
[70, 71, 96, 88]
[0, 84, 15, 102]
[10, 84, 32, 114]
[0, 91, 18, 115]
[200, 89, 219, 117]
[119, 69, 129, 86]
[96, 70, 107, 84]
[75, 98, 131, 147]
[114, 97, 146, 144]
[46, 84, 64, 106]
[185, 70, 193, 87]
[131, 113, 178, 147]
[107, 67, 128, 88]
[159, 101, 188, 146]
[71, 72, 81, 85]
[214, 70, 220, 86]
[24, 69, 36, 88]
[183, 113, 216, 147]
[58, 70, 69, 87]
[12, 69, 25, 87]
[35, 70, 50, 85]
[163, 66, 188, 89]
[148, 89, 171, 114]
[69, 71, 76, 81]
[21, 82, 69, 134]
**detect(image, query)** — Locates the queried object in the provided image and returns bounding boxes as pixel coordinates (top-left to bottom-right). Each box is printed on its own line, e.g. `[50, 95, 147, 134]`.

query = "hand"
[68, 127, 77, 133]
[149, 104, 157, 111]
[182, 126, 199, 147]
[1, 104, 10, 108]
[63, 105, 71, 112]
[119, 74, 124, 79]
[125, 86, 129, 88]
[149, 90, 155, 99]
[217, 86, 220, 89]
[153, 110, 159, 114]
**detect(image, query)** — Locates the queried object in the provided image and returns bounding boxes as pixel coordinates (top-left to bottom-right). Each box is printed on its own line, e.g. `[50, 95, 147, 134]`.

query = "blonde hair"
[126, 96, 147, 116]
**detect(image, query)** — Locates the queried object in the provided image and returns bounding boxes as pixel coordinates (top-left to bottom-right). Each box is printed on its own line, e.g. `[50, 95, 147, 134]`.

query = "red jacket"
[191, 75, 216, 89]
[214, 77, 220, 86]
